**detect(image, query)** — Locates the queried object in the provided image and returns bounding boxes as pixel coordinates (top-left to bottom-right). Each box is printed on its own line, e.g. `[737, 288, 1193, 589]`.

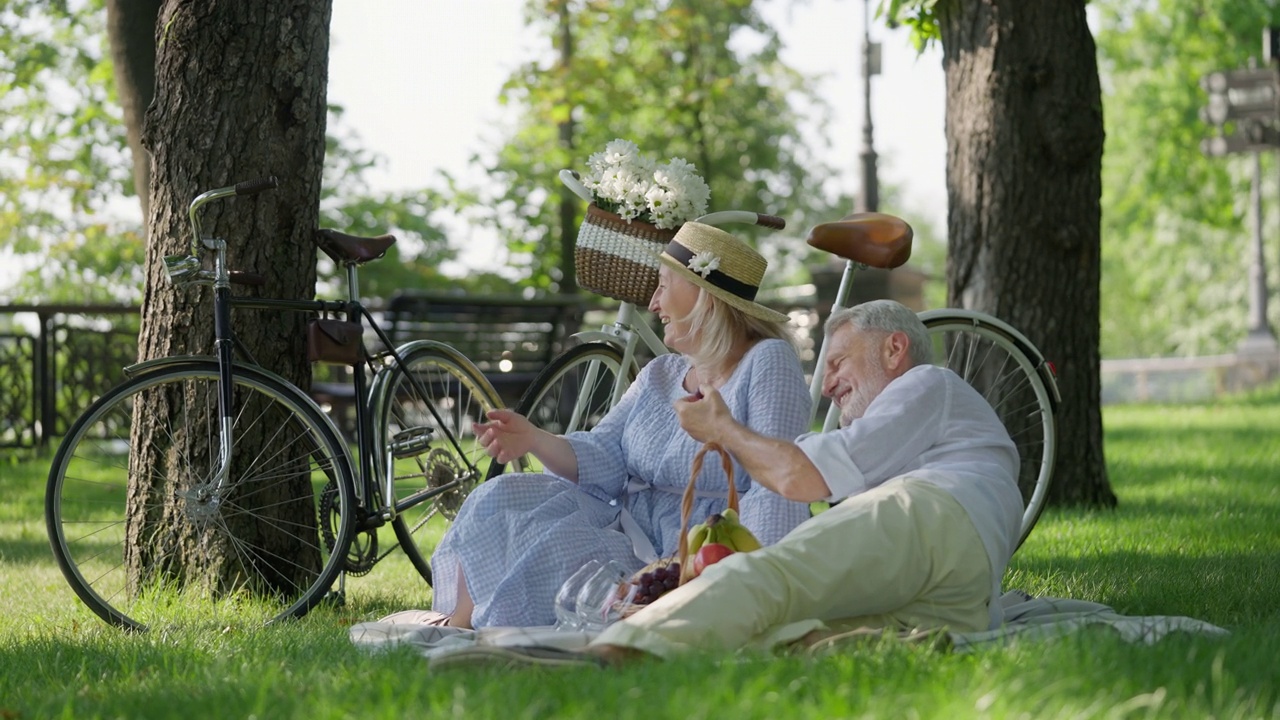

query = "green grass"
[4, 387, 1280, 719]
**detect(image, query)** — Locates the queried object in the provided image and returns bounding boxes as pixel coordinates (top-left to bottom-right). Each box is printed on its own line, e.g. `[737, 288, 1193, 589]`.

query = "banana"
[716, 508, 762, 552]
[688, 509, 761, 555]
[686, 514, 717, 555]
[725, 523, 762, 552]
[705, 516, 730, 548]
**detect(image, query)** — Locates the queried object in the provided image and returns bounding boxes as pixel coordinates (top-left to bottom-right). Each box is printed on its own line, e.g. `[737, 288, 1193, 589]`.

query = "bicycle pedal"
[390, 427, 434, 458]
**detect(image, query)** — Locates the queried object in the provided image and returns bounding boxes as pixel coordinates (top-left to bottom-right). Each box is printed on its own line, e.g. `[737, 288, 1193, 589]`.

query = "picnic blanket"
[348, 590, 1229, 664]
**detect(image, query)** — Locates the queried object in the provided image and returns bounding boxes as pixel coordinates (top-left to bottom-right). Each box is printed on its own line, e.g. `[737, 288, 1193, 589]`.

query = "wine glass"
[574, 559, 635, 632]
[553, 560, 603, 631]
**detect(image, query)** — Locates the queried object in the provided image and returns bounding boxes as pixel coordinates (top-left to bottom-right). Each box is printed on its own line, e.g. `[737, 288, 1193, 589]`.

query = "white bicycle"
[500, 170, 1060, 549]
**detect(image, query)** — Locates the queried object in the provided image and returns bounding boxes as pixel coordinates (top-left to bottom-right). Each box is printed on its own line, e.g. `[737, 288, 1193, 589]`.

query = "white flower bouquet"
[581, 139, 711, 230]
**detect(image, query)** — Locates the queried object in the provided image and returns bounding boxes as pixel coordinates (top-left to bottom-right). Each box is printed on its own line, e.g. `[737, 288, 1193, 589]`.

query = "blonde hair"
[681, 288, 795, 374]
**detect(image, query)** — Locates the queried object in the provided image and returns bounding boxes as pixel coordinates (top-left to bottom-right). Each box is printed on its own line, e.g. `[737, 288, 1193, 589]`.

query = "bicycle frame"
[162, 179, 482, 526]
[570, 301, 667, 406]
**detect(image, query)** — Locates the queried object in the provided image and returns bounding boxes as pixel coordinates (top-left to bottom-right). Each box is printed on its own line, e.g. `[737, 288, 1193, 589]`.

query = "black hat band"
[664, 241, 759, 302]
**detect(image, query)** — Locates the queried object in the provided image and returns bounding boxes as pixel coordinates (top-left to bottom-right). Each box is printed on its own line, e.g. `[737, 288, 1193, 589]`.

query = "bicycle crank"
[318, 480, 378, 576]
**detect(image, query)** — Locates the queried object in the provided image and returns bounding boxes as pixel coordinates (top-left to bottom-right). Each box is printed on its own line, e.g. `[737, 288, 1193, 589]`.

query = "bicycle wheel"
[370, 341, 508, 584]
[46, 362, 355, 631]
[920, 310, 1059, 549]
[505, 342, 635, 475]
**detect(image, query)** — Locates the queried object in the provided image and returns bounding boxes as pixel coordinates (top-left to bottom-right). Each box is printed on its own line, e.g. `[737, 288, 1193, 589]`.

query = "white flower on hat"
[688, 251, 721, 278]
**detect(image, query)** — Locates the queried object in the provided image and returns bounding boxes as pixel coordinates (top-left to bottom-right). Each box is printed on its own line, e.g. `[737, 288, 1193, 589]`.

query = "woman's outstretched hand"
[474, 409, 537, 465]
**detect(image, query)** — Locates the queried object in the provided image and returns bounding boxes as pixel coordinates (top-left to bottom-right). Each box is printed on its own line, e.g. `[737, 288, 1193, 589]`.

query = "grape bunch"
[628, 562, 682, 606]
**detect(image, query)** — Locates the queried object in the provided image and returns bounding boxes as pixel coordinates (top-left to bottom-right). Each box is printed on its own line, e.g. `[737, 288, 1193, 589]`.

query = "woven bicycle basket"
[574, 204, 678, 305]
[619, 443, 740, 616]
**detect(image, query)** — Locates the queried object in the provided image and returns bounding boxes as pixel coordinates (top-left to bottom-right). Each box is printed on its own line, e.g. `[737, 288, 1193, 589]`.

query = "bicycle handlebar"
[693, 211, 785, 230]
[234, 176, 279, 196]
[183, 176, 278, 256]
[166, 177, 279, 287]
[559, 169, 593, 203]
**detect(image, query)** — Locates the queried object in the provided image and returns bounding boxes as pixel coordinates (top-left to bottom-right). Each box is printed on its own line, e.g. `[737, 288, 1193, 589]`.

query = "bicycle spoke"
[48, 365, 351, 630]
[923, 313, 1056, 551]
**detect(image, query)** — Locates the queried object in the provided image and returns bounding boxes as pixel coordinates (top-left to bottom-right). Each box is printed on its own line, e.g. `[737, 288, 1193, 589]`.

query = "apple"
[692, 542, 735, 577]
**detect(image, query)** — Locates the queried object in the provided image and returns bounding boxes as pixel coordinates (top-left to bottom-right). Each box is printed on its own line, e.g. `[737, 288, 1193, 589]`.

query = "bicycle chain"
[318, 480, 378, 576]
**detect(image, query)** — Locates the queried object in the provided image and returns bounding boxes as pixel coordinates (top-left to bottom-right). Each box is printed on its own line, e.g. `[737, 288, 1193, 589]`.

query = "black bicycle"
[45, 178, 519, 630]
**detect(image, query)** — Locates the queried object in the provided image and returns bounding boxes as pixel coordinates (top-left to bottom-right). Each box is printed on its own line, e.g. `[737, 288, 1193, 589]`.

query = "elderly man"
[582, 299, 1023, 661]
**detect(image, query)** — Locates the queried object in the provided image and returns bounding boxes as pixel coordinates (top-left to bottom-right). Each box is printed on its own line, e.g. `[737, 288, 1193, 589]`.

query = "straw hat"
[658, 222, 789, 323]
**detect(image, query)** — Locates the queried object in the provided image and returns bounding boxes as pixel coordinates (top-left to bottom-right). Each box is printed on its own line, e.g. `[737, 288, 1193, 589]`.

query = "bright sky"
[327, 0, 947, 273]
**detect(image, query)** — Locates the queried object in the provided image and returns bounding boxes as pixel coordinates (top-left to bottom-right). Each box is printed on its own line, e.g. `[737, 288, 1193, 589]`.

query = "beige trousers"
[591, 478, 992, 658]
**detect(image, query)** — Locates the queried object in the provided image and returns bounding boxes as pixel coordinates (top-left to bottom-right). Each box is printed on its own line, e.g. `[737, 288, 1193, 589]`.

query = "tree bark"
[129, 0, 333, 592]
[937, 0, 1116, 508]
[104, 0, 163, 225]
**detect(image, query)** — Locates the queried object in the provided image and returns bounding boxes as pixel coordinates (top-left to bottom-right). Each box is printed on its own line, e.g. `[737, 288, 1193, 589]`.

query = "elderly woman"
[422, 222, 812, 629]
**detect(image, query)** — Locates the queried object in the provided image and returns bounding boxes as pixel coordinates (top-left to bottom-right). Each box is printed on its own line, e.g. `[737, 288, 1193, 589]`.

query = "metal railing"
[0, 299, 824, 452]
[1, 305, 142, 450]
[1100, 349, 1280, 404]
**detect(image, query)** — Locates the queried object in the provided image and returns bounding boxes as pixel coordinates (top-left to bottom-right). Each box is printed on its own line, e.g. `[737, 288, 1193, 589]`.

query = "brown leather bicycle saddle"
[314, 229, 397, 265]
[806, 212, 914, 269]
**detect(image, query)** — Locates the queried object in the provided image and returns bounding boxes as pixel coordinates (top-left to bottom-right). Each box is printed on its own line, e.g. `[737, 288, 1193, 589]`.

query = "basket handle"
[676, 442, 737, 583]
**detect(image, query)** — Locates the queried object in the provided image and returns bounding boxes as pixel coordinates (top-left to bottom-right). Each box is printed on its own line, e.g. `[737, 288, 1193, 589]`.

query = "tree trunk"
[129, 0, 333, 593]
[104, 0, 163, 225]
[937, 0, 1116, 508]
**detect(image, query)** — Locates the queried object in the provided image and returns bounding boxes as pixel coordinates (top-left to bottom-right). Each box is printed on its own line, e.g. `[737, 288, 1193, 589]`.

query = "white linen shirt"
[794, 364, 1023, 629]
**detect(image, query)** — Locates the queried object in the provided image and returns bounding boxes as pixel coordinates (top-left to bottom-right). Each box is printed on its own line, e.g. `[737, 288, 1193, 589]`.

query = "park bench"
[380, 291, 587, 408]
[308, 292, 587, 434]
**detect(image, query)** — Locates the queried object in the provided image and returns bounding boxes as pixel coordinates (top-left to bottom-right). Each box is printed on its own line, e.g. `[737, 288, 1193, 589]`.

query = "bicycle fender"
[567, 331, 627, 347]
[123, 355, 352, 446]
[124, 354, 219, 378]
[918, 308, 1062, 407]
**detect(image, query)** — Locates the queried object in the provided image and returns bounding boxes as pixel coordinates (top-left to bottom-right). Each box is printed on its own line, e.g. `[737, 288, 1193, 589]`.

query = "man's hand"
[676, 386, 832, 503]
[674, 385, 737, 444]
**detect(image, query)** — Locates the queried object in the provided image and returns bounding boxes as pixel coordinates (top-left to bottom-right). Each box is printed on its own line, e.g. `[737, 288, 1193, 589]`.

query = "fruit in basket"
[626, 560, 683, 607]
[688, 508, 762, 555]
[692, 542, 735, 577]
[720, 509, 762, 552]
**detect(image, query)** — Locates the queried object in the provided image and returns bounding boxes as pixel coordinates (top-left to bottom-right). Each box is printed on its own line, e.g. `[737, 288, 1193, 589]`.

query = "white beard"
[838, 359, 891, 427]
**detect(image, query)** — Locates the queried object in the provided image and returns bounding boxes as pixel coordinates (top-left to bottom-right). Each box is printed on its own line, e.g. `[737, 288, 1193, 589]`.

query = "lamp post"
[1200, 48, 1278, 353]
[1243, 51, 1277, 352]
[856, 0, 881, 213]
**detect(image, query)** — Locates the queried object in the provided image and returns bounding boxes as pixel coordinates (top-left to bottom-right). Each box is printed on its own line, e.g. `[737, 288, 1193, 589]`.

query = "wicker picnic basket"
[574, 204, 677, 306]
[618, 443, 741, 616]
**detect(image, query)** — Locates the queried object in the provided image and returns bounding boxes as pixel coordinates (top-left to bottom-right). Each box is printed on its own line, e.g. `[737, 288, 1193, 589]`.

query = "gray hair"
[824, 300, 933, 367]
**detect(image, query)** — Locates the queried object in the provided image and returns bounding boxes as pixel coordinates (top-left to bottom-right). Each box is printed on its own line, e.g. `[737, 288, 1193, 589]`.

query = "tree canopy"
[458, 0, 843, 293]
[1094, 0, 1280, 357]
[9, 0, 1271, 359]
[0, 0, 142, 304]
[0, 0, 478, 304]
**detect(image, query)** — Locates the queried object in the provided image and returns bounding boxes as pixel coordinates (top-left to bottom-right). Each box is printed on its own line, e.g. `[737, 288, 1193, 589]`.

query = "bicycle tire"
[46, 361, 355, 631]
[920, 311, 1059, 549]
[487, 342, 636, 480]
[369, 341, 509, 585]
